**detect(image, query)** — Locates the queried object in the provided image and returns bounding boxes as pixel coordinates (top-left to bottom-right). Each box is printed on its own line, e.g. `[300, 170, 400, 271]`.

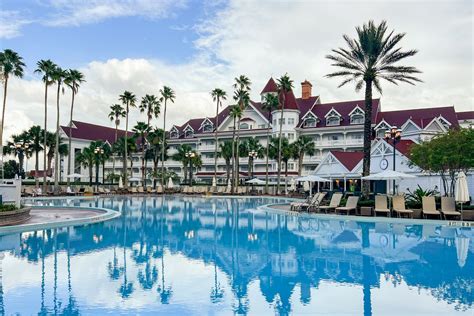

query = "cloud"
[44, 0, 188, 26]
[0, 11, 33, 39]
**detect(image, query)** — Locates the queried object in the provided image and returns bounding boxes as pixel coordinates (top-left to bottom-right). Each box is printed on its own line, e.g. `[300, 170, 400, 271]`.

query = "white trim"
[199, 118, 214, 131]
[374, 119, 391, 130]
[401, 118, 421, 131]
[248, 102, 270, 124]
[348, 105, 365, 117]
[324, 107, 342, 118]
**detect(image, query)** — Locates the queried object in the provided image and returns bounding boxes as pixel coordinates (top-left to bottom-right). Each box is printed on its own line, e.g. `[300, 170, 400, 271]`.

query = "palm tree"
[261, 93, 279, 193]
[188, 151, 202, 184]
[108, 104, 126, 180]
[218, 141, 233, 182]
[35, 59, 57, 192]
[292, 136, 315, 176]
[211, 88, 227, 183]
[172, 144, 192, 184]
[229, 105, 242, 191]
[27, 125, 43, 188]
[76, 147, 94, 185]
[232, 75, 251, 189]
[3, 132, 31, 178]
[239, 138, 264, 178]
[64, 69, 85, 185]
[326, 20, 421, 196]
[51, 66, 68, 189]
[276, 74, 294, 194]
[97, 141, 112, 183]
[133, 122, 151, 184]
[269, 136, 292, 177]
[139, 94, 161, 127]
[45, 131, 68, 176]
[0, 49, 25, 177]
[113, 136, 137, 180]
[159, 86, 175, 187]
[146, 128, 167, 188]
[119, 91, 137, 187]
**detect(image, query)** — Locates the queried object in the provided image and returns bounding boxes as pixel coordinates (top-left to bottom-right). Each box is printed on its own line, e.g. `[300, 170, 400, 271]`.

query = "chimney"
[301, 80, 312, 99]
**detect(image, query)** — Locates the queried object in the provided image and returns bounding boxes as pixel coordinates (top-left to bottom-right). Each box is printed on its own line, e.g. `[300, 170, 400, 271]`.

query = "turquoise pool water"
[1, 196, 473, 315]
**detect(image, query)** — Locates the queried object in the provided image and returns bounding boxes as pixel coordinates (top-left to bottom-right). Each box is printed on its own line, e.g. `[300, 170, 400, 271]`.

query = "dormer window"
[169, 126, 179, 138]
[240, 122, 251, 130]
[183, 125, 194, 138]
[375, 120, 391, 138]
[349, 107, 365, 125]
[438, 116, 451, 130]
[302, 112, 318, 128]
[200, 118, 214, 133]
[325, 108, 342, 126]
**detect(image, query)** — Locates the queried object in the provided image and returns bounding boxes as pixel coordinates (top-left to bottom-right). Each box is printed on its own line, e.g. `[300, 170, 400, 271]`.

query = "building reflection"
[1, 196, 473, 314]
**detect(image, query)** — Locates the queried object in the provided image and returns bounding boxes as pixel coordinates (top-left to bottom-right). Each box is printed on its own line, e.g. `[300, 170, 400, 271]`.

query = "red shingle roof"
[61, 121, 133, 144]
[279, 90, 299, 110]
[376, 106, 459, 128]
[331, 151, 363, 172]
[260, 77, 278, 94]
[389, 139, 415, 157]
[457, 111, 474, 120]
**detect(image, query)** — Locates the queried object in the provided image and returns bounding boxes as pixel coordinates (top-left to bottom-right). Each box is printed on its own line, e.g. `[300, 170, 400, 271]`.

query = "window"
[184, 129, 194, 138]
[240, 123, 250, 129]
[273, 119, 277, 125]
[278, 118, 286, 125]
[258, 124, 266, 129]
[304, 117, 317, 127]
[170, 130, 179, 138]
[350, 114, 364, 124]
[326, 116, 340, 126]
[352, 134, 363, 140]
[288, 118, 295, 125]
[288, 163, 295, 170]
[202, 124, 213, 132]
[331, 135, 339, 141]
[288, 133, 295, 141]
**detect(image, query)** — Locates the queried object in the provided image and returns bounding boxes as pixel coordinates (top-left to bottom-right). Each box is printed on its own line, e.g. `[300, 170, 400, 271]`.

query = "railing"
[314, 139, 363, 147]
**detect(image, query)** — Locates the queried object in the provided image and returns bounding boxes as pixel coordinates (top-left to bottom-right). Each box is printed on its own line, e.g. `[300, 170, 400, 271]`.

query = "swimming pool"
[1, 196, 472, 315]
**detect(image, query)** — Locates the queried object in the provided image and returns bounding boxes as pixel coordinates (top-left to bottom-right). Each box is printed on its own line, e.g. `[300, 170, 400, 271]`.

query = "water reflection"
[0, 196, 473, 315]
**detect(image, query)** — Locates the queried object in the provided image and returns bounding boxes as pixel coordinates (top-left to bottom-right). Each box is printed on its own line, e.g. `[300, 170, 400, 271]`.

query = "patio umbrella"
[167, 177, 174, 189]
[246, 178, 265, 185]
[128, 177, 141, 182]
[455, 171, 470, 218]
[362, 170, 416, 194]
[65, 173, 85, 178]
[296, 175, 330, 197]
[118, 176, 123, 189]
[455, 233, 470, 268]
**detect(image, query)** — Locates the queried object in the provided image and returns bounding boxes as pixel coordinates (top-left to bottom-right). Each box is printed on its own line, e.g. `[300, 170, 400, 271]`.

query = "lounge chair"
[224, 186, 232, 194]
[138, 186, 145, 194]
[319, 193, 343, 214]
[308, 192, 327, 212]
[130, 187, 138, 194]
[77, 187, 85, 195]
[336, 196, 359, 215]
[156, 186, 163, 194]
[217, 186, 225, 194]
[440, 197, 461, 220]
[393, 196, 414, 218]
[374, 195, 390, 217]
[290, 194, 317, 211]
[422, 196, 442, 219]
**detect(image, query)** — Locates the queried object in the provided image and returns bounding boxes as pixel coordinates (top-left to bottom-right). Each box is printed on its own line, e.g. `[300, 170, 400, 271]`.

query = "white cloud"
[0, 11, 33, 39]
[44, 0, 188, 26]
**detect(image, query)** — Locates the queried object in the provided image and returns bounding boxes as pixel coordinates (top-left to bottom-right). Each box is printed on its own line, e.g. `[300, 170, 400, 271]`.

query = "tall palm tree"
[269, 136, 291, 177]
[113, 135, 137, 180]
[326, 20, 421, 196]
[45, 131, 68, 176]
[133, 122, 151, 183]
[239, 137, 264, 178]
[276, 74, 294, 194]
[211, 88, 227, 183]
[159, 86, 175, 187]
[218, 141, 233, 182]
[51, 66, 67, 189]
[35, 59, 57, 192]
[108, 104, 126, 180]
[76, 147, 94, 185]
[261, 93, 279, 193]
[27, 125, 43, 188]
[64, 69, 85, 185]
[0, 49, 25, 177]
[232, 76, 251, 189]
[229, 105, 242, 191]
[172, 144, 192, 184]
[119, 91, 137, 187]
[139, 94, 161, 127]
[292, 136, 315, 176]
[3, 132, 31, 178]
[146, 128, 166, 188]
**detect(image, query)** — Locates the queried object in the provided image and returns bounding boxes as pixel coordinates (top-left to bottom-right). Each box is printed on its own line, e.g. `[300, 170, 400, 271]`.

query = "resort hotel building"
[58, 78, 474, 194]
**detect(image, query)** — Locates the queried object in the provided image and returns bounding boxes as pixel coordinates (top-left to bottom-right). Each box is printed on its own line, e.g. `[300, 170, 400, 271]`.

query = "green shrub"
[0, 204, 17, 212]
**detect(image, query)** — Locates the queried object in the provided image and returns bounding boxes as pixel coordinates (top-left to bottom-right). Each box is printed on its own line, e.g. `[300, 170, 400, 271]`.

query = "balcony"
[315, 139, 363, 147]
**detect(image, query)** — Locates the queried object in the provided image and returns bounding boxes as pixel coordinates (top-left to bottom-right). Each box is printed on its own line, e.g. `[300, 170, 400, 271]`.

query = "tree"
[139, 94, 161, 127]
[2, 160, 19, 179]
[35, 59, 57, 192]
[64, 69, 85, 185]
[76, 147, 94, 185]
[108, 104, 126, 180]
[276, 74, 294, 194]
[27, 125, 43, 187]
[211, 88, 227, 183]
[229, 104, 242, 191]
[119, 91, 137, 187]
[410, 128, 474, 197]
[262, 93, 279, 193]
[0, 49, 25, 176]
[218, 141, 233, 182]
[51, 66, 68, 189]
[239, 138, 264, 178]
[159, 86, 175, 187]
[146, 128, 167, 188]
[133, 122, 151, 184]
[113, 135, 137, 181]
[269, 136, 292, 177]
[3, 131, 31, 178]
[292, 136, 316, 176]
[326, 20, 422, 197]
[45, 131, 68, 176]
[172, 144, 192, 184]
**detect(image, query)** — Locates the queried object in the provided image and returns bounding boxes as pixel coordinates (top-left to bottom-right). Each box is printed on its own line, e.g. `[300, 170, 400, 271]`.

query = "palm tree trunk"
[226, 160, 230, 182]
[67, 90, 75, 186]
[248, 157, 252, 179]
[362, 81, 373, 198]
[112, 120, 118, 183]
[161, 100, 167, 187]
[213, 97, 219, 184]
[183, 161, 188, 184]
[141, 137, 145, 185]
[277, 95, 285, 194]
[235, 117, 241, 189]
[35, 150, 39, 188]
[43, 82, 48, 193]
[265, 111, 271, 194]
[231, 117, 236, 193]
[298, 153, 303, 176]
[0, 77, 8, 179]
[89, 165, 92, 185]
[54, 82, 60, 190]
[124, 103, 129, 187]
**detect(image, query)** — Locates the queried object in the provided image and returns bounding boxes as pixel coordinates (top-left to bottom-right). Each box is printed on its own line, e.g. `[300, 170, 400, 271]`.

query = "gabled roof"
[60, 120, 133, 144]
[260, 77, 278, 94]
[375, 106, 459, 129]
[457, 111, 474, 120]
[278, 90, 299, 110]
[392, 139, 416, 157]
[331, 151, 364, 172]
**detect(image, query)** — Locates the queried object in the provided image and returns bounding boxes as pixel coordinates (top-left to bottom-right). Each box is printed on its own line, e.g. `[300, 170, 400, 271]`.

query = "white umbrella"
[296, 175, 330, 197]
[167, 177, 174, 189]
[118, 176, 123, 189]
[66, 173, 85, 178]
[246, 178, 265, 184]
[212, 177, 217, 188]
[455, 172, 470, 218]
[227, 180, 231, 191]
[455, 234, 470, 268]
[289, 178, 296, 191]
[128, 177, 141, 182]
[361, 170, 416, 180]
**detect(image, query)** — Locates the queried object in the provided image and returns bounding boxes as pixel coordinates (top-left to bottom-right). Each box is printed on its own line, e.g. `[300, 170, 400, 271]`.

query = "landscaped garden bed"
[0, 204, 31, 226]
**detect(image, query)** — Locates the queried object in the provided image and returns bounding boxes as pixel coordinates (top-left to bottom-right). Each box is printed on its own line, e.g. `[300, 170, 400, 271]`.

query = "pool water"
[1, 196, 473, 315]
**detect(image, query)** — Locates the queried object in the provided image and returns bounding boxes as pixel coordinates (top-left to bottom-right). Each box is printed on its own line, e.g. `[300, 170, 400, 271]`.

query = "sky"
[0, 0, 473, 143]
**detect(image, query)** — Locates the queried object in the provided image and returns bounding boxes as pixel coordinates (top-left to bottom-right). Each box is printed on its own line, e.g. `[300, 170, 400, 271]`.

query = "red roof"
[260, 77, 278, 94]
[331, 151, 363, 171]
[375, 106, 459, 128]
[61, 121, 133, 144]
[457, 111, 474, 120]
[279, 90, 299, 110]
[387, 139, 415, 157]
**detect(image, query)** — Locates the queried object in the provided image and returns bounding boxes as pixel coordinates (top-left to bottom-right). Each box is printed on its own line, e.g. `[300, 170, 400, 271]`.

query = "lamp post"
[384, 126, 402, 195]
[94, 146, 105, 191]
[10, 142, 30, 179]
[185, 151, 195, 186]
